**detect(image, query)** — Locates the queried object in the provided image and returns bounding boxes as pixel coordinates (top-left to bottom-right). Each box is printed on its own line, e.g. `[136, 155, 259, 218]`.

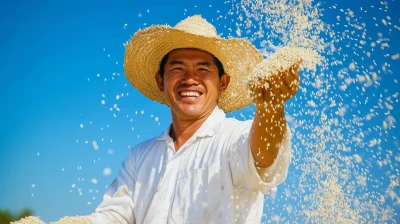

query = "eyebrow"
[168, 60, 212, 67]
[197, 61, 211, 67]
[168, 60, 184, 66]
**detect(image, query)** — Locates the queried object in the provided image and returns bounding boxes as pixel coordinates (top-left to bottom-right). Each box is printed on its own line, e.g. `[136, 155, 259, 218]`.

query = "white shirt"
[87, 107, 291, 224]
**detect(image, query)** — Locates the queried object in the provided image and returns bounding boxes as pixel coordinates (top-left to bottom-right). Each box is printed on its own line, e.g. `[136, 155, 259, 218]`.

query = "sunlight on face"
[157, 49, 229, 119]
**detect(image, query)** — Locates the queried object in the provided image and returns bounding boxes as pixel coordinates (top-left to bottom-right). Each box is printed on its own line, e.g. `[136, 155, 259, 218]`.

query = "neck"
[170, 107, 216, 151]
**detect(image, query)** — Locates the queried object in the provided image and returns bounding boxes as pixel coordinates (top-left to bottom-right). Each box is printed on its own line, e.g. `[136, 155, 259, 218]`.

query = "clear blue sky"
[1, 0, 399, 222]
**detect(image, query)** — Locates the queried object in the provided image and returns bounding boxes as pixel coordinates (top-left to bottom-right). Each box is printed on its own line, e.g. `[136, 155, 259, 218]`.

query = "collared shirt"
[87, 107, 292, 224]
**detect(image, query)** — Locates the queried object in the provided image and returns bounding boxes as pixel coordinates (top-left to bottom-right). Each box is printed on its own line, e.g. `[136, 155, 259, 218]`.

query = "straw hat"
[124, 15, 263, 112]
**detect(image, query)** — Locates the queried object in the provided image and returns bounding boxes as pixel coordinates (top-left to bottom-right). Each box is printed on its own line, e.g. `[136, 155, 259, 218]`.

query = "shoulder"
[129, 136, 160, 161]
[220, 117, 253, 133]
[215, 117, 253, 144]
[133, 136, 159, 150]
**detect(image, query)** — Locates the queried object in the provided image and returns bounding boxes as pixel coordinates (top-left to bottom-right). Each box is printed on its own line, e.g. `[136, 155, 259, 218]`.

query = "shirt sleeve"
[86, 149, 137, 224]
[228, 120, 292, 195]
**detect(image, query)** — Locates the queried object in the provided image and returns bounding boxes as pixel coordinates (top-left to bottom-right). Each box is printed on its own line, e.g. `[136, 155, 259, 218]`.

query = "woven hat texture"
[124, 15, 263, 112]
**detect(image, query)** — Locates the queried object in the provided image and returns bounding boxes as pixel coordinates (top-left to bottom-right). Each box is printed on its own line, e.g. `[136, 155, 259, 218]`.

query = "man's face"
[155, 49, 230, 119]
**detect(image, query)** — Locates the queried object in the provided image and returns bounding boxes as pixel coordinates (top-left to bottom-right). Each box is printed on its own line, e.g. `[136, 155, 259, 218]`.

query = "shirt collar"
[156, 106, 226, 142]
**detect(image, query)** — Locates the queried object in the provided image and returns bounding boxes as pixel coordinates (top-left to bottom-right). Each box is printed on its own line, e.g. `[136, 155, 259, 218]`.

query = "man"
[87, 14, 299, 224]
[16, 15, 300, 224]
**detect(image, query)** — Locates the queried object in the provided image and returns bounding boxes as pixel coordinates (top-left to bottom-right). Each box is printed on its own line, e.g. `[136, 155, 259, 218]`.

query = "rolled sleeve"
[229, 121, 292, 195]
[86, 149, 137, 224]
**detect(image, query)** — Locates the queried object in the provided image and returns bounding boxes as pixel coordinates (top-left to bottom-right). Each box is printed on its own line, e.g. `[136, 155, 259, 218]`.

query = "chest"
[138, 136, 228, 177]
[138, 143, 227, 199]
[134, 137, 231, 220]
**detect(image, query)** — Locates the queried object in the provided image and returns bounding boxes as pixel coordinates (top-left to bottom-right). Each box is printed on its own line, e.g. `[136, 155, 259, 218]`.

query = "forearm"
[250, 106, 287, 168]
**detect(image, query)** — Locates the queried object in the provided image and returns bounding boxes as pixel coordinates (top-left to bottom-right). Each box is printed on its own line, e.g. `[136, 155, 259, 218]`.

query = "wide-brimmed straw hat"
[124, 15, 263, 112]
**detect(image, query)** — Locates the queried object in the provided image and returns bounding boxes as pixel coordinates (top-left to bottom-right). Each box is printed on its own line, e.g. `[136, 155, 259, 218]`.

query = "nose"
[180, 69, 199, 85]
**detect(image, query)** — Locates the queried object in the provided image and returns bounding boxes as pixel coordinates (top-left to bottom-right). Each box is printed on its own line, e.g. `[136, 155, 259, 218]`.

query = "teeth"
[180, 91, 200, 97]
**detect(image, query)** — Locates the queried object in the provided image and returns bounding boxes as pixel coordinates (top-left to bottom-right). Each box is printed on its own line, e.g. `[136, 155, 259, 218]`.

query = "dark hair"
[158, 51, 225, 79]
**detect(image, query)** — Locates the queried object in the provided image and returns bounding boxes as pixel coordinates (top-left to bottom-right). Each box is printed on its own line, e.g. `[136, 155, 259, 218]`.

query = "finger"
[282, 70, 294, 87]
[272, 71, 291, 101]
[279, 78, 290, 99]
[288, 64, 301, 92]
[283, 68, 299, 92]
[289, 58, 302, 78]
[295, 58, 303, 66]
[289, 62, 300, 79]
[269, 73, 283, 99]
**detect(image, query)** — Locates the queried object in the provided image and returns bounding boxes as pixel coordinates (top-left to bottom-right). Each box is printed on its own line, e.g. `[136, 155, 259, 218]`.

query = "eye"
[198, 67, 210, 72]
[171, 67, 183, 71]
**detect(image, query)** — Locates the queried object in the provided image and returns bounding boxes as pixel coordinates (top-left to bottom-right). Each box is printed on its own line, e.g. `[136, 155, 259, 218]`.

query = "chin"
[175, 104, 204, 117]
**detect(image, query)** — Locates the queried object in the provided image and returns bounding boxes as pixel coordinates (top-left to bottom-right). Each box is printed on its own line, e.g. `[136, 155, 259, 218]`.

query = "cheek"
[163, 79, 176, 97]
[204, 79, 220, 93]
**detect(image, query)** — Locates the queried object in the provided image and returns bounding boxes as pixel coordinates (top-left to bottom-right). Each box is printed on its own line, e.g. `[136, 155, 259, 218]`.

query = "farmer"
[16, 15, 300, 224]
[88, 14, 300, 224]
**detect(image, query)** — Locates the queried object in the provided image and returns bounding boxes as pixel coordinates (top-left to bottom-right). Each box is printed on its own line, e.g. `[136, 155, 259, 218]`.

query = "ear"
[219, 73, 231, 94]
[155, 72, 164, 92]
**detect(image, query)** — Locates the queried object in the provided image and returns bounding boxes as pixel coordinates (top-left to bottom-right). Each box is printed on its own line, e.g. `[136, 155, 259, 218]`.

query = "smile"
[179, 91, 202, 97]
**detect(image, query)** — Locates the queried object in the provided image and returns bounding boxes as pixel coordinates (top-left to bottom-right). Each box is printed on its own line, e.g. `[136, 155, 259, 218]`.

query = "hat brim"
[124, 25, 263, 112]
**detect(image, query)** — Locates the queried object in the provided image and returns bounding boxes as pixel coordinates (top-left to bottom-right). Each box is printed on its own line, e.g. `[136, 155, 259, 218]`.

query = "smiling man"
[16, 15, 299, 224]
[154, 48, 231, 151]
[87, 15, 299, 224]
[82, 15, 298, 224]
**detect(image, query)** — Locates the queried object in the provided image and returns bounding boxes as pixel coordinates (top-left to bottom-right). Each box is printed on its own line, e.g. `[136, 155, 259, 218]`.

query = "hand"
[250, 59, 302, 112]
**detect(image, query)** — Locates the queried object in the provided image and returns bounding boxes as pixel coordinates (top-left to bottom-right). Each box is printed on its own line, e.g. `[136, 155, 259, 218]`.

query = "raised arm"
[249, 59, 301, 168]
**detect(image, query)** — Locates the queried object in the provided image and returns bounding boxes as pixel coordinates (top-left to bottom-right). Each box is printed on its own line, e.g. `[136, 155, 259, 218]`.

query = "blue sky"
[1, 0, 399, 222]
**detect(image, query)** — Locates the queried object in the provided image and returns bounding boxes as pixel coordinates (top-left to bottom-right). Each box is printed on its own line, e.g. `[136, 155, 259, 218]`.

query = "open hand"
[250, 59, 302, 111]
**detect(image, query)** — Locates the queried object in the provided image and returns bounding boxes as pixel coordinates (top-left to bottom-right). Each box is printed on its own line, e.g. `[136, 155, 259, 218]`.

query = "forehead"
[167, 48, 214, 61]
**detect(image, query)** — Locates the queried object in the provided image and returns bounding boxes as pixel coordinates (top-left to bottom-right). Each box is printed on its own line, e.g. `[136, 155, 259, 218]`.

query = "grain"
[247, 47, 322, 86]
